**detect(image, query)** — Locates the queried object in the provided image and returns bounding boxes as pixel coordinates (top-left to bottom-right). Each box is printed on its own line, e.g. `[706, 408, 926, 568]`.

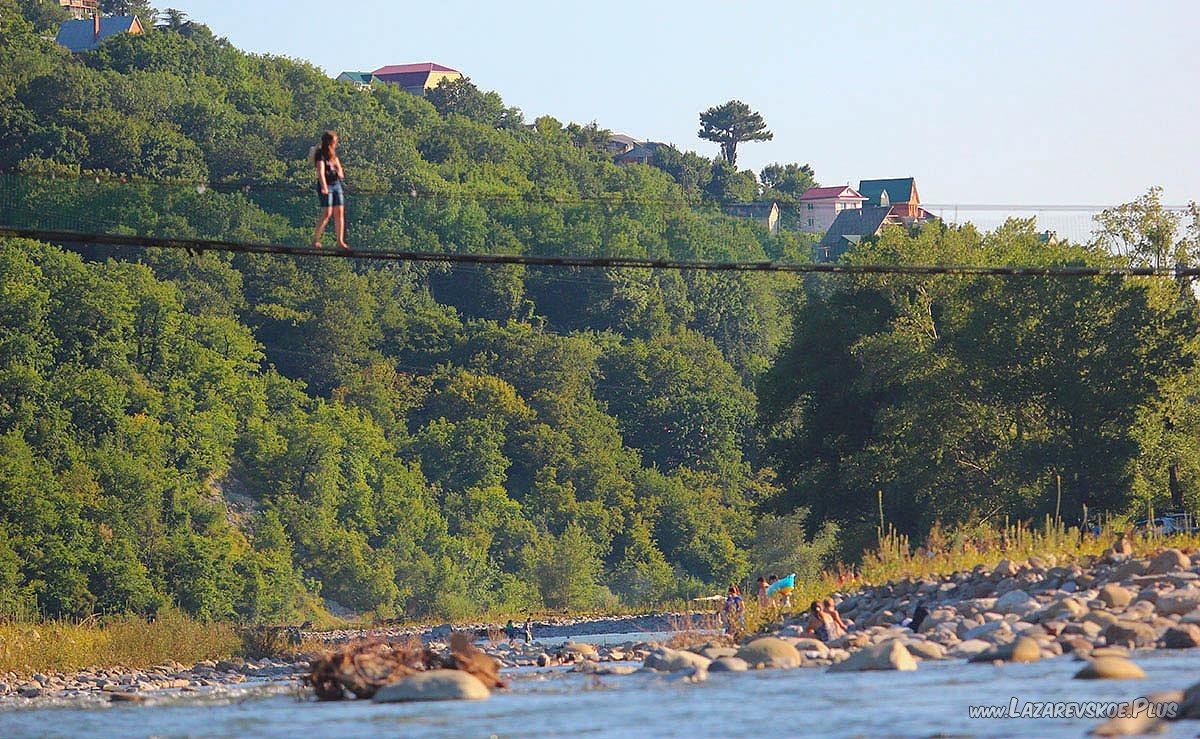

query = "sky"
[171, 0, 1198, 208]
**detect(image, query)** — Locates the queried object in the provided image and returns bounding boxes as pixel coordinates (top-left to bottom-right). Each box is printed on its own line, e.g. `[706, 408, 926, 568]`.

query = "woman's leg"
[313, 207, 333, 246]
[334, 206, 348, 248]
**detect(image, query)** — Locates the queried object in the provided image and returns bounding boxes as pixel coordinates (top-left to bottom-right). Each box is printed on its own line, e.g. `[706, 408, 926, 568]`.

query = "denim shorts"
[317, 181, 344, 208]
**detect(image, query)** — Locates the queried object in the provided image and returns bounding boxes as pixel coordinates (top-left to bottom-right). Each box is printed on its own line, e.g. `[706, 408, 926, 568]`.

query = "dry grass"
[0, 607, 239, 676]
[784, 517, 1200, 617]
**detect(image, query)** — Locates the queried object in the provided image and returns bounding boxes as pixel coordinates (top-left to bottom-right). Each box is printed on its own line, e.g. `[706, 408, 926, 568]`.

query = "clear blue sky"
[173, 0, 1198, 206]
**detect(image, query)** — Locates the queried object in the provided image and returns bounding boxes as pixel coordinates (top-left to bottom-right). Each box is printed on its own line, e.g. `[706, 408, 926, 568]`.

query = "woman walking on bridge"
[312, 131, 349, 249]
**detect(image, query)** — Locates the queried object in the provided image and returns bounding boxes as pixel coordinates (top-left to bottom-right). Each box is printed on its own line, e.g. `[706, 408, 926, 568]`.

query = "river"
[2, 647, 1198, 737]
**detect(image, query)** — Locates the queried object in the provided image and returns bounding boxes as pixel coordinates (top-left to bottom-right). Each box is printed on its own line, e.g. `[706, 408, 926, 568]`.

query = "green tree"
[698, 100, 773, 166]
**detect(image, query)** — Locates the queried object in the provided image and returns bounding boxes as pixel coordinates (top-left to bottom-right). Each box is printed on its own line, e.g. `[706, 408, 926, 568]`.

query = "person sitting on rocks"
[823, 597, 850, 637]
[909, 600, 929, 632]
[803, 601, 832, 642]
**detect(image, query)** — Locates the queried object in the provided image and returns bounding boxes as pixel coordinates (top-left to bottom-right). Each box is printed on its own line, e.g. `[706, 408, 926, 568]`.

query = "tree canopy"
[698, 100, 773, 167]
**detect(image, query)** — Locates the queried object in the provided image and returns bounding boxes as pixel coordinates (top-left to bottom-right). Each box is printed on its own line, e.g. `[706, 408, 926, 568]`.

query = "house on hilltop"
[857, 177, 935, 224]
[797, 185, 866, 234]
[606, 134, 641, 156]
[56, 14, 144, 53]
[58, 0, 99, 19]
[723, 201, 781, 236]
[816, 176, 937, 261]
[371, 63, 462, 96]
[337, 71, 377, 90]
[614, 141, 666, 166]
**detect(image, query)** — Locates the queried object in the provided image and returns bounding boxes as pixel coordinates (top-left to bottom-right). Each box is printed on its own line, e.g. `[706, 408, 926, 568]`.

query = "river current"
[2, 647, 1198, 737]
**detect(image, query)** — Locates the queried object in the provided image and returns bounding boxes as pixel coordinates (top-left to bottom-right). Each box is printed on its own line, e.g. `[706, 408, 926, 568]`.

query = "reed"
[0, 607, 239, 677]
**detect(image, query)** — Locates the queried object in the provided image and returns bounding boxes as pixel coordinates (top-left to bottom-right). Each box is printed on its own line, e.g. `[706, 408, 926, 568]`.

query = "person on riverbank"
[523, 617, 533, 643]
[823, 597, 850, 636]
[311, 130, 349, 249]
[908, 600, 929, 632]
[756, 576, 769, 608]
[803, 600, 833, 641]
[505, 619, 517, 642]
[723, 585, 745, 635]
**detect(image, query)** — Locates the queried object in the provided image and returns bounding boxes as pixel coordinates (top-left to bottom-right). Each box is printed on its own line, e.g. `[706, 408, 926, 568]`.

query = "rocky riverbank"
[0, 657, 305, 703]
[306, 612, 679, 645]
[6, 545, 1200, 726]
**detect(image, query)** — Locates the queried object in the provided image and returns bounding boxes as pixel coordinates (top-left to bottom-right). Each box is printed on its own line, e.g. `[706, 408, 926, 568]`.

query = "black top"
[317, 153, 340, 185]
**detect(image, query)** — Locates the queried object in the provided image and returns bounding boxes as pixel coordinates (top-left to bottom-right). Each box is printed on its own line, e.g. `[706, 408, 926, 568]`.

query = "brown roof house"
[371, 63, 462, 96]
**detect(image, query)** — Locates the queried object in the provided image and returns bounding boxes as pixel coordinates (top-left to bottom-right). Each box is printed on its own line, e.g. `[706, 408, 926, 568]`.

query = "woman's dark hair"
[318, 130, 338, 161]
[809, 601, 821, 615]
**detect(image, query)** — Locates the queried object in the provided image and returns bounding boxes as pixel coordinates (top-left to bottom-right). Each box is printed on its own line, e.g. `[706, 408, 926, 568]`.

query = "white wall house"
[797, 185, 867, 234]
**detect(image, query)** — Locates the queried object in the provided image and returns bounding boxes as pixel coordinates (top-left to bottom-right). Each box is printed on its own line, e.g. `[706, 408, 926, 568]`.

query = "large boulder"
[1160, 624, 1200, 649]
[967, 636, 1041, 664]
[962, 620, 1011, 641]
[1147, 549, 1190, 575]
[828, 640, 917, 673]
[1155, 589, 1200, 616]
[643, 647, 711, 673]
[1098, 584, 1135, 609]
[708, 657, 749, 672]
[949, 639, 992, 659]
[1103, 620, 1159, 649]
[1113, 559, 1148, 581]
[1073, 657, 1146, 680]
[791, 638, 829, 658]
[373, 670, 490, 702]
[735, 637, 802, 669]
[1181, 681, 1200, 719]
[1036, 598, 1088, 622]
[993, 559, 1020, 578]
[995, 590, 1037, 616]
[903, 640, 947, 661]
[558, 641, 599, 661]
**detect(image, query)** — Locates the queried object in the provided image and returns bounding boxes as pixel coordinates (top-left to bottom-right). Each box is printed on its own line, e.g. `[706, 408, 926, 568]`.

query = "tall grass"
[0, 608, 239, 676]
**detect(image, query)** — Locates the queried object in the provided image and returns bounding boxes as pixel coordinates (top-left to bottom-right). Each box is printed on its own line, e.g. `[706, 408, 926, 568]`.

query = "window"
[807, 203, 814, 211]
[808, 218, 814, 227]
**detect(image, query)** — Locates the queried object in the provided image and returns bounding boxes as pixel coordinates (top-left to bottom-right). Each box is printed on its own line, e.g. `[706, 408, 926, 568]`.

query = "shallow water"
[3, 648, 1198, 738]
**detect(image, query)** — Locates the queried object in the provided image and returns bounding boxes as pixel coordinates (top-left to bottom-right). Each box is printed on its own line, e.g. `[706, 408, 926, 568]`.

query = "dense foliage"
[0, 2, 812, 620]
[760, 216, 1200, 550]
[1, 2, 1196, 623]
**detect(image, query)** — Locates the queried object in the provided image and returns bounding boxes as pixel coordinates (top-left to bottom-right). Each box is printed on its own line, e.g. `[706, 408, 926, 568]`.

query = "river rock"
[950, 639, 992, 659]
[1160, 624, 1200, 649]
[709, 657, 749, 672]
[993, 559, 1020, 578]
[1181, 681, 1200, 719]
[1074, 657, 1146, 680]
[1036, 597, 1087, 622]
[1089, 690, 1183, 736]
[1155, 589, 1200, 616]
[903, 640, 946, 661]
[963, 620, 1010, 641]
[698, 646, 738, 660]
[373, 670, 490, 702]
[1098, 584, 1135, 608]
[994, 590, 1037, 616]
[735, 637, 801, 669]
[968, 636, 1041, 664]
[1103, 620, 1159, 648]
[558, 641, 599, 660]
[1147, 549, 1190, 575]
[1113, 560, 1148, 581]
[791, 638, 829, 658]
[643, 647, 711, 673]
[828, 640, 917, 673]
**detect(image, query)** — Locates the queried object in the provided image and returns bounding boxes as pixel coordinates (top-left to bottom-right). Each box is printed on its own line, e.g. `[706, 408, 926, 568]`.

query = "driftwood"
[306, 633, 506, 701]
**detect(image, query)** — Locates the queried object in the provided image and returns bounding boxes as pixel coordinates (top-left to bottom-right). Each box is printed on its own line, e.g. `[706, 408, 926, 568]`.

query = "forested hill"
[3, 4, 1198, 625]
[0, 2, 822, 621]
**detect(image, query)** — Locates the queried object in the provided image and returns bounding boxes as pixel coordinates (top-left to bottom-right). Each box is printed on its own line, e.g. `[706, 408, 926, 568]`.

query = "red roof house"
[371, 62, 462, 95]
